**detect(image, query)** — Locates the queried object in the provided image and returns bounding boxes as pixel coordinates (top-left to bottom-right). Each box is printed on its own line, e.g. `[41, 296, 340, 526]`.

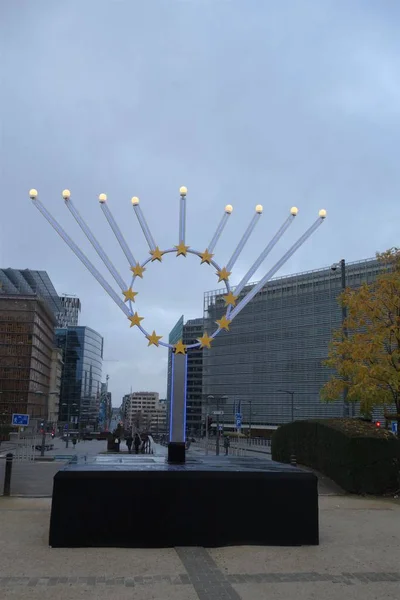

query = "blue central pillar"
[168, 351, 187, 463]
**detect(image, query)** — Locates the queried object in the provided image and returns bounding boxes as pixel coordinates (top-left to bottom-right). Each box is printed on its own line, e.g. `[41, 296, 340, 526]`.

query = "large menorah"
[29, 187, 326, 462]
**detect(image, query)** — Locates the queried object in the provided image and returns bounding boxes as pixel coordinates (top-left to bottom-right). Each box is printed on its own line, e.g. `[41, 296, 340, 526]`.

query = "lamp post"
[205, 395, 214, 456]
[32, 390, 59, 457]
[277, 389, 295, 422]
[61, 402, 78, 448]
[331, 259, 351, 417]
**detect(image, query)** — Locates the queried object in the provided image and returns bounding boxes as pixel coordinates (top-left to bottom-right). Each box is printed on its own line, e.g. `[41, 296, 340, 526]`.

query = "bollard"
[3, 452, 13, 496]
[290, 454, 297, 467]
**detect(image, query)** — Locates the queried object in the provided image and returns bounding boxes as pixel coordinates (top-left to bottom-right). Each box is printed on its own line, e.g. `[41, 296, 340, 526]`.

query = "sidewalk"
[0, 495, 399, 600]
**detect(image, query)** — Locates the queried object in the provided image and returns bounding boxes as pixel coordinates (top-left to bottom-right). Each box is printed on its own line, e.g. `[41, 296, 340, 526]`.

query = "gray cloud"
[1, 0, 399, 404]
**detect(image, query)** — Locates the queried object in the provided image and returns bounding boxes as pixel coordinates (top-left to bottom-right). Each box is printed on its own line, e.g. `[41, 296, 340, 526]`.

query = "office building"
[0, 295, 56, 422]
[99, 381, 112, 430]
[122, 391, 166, 433]
[48, 347, 63, 428]
[56, 326, 103, 430]
[0, 268, 62, 317]
[57, 296, 81, 327]
[167, 316, 204, 436]
[203, 258, 384, 429]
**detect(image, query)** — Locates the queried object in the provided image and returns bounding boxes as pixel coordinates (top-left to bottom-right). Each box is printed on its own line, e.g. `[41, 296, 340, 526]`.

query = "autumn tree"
[321, 248, 400, 433]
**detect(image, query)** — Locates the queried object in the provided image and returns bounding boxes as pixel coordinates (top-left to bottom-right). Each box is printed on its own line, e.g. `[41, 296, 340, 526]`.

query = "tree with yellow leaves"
[321, 248, 400, 434]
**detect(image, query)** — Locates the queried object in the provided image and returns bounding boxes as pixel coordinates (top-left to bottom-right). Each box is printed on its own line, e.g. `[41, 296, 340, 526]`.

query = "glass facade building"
[167, 316, 204, 436]
[203, 258, 384, 428]
[55, 326, 103, 430]
[0, 268, 62, 317]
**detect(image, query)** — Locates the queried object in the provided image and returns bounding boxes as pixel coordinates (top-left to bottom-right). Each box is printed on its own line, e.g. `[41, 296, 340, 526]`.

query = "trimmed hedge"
[271, 419, 400, 495]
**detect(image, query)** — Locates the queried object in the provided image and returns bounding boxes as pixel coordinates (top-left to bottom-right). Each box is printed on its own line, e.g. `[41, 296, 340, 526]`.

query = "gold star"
[131, 263, 145, 278]
[216, 267, 231, 282]
[150, 246, 164, 262]
[146, 331, 163, 347]
[123, 288, 138, 302]
[128, 312, 144, 327]
[223, 291, 238, 307]
[216, 314, 231, 331]
[175, 241, 189, 257]
[197, 332, 213, 349]
[173, 340, 187, 354]
[199, 249, 214, 265]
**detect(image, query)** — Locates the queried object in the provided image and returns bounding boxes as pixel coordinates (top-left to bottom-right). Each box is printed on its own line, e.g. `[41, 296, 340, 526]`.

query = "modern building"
[57, 296, 81, 327]
[202, 257, 385, 430]
[0, 268, 62, 317]
[55, 326, 103, 431]
[48, 347, 63, 428]
[0, 295, 57, 423]
[99, 380, 112, 430]
[183, 318, 204, 435]
[167, 316, 204, 436]
[122, 391, 167, 433]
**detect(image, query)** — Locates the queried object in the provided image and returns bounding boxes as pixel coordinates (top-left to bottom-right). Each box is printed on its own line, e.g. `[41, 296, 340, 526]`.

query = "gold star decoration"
[131, 263, 146, 278]
[223, 291, 238, 307]
[123, 288, 138, 303]
[175, 241, 189, 257]
[146, 331, 163, 347]
[197, 332, 213, 349]
[199, 249, 214, 265]
[216, 267, 231, 282]
[173, 339, 187, 354]
[128, 312, 144, 327]
[215, 314, 231, 331]
[150, 246, 164, 262]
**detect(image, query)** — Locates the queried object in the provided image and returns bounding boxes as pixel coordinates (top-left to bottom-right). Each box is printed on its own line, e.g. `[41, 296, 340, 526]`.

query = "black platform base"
[168, 441, 186, 463]
[49, 456, 319, 547]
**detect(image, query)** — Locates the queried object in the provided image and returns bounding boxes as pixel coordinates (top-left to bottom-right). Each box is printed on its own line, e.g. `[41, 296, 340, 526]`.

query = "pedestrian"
[134, 433, 141, 454]
[223, 436, 230, 456]
[72, 436, 77, 449]
[126, 434, 133, 454]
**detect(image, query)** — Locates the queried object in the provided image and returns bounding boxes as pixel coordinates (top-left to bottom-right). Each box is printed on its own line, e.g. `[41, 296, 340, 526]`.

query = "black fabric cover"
[49, 456, 319, 547]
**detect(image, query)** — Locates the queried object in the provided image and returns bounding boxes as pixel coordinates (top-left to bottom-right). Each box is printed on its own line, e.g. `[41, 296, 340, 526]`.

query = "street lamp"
[277, 389, 295, 422]
[61, 402, 78, 448]
[32, 390, 58, 457]
[331, 258, 351, 416]
[205, 395, 214, 456]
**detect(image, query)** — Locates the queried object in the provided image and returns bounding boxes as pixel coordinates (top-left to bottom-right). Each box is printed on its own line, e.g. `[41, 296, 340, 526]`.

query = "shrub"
[271, 419, 400, 495]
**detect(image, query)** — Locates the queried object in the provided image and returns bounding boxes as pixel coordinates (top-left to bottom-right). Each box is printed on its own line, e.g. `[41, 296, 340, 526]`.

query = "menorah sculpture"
[29, 187, 326, 463]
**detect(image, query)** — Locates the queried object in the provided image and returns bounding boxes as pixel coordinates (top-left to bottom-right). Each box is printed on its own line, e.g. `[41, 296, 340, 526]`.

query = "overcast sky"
[1, 0, 399, 406]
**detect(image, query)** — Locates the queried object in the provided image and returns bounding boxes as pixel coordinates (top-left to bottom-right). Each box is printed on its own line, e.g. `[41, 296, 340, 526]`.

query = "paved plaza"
[1, 439, 399, 599]
[0, 495, 399, 600]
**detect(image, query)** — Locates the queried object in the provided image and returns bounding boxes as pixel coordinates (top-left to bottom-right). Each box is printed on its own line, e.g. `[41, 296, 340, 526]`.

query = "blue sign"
[12, 413, 30, 426]
[236, 413, 242, 429]
[392, 422, 398, 434]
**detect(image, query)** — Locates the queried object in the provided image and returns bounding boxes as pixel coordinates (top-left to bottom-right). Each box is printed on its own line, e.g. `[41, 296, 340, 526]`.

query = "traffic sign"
[236, 413, 242, 429]
[212, 410, 224, 415]
[12, 413, 30, 426]
[392, 421, 398, 434]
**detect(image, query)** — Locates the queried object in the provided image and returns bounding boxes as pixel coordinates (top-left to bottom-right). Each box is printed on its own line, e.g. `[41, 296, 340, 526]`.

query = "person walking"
[223, 436, 230, 456]
[134, 433, 141, 454]
[72, 436, 77, 450]
[126, 434, 133, 454]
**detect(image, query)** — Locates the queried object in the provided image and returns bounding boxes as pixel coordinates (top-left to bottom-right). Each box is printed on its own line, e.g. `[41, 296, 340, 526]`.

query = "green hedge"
[271, 419, 400, 495]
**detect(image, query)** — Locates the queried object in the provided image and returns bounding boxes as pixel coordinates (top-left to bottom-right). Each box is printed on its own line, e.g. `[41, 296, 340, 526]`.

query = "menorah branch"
[31, 195, 130, 317]
[230, 214, 326, 319]
[226, 207, 262, 272]
[234, 209, 297, 296]
[99, 195, 137, 267]
[65, 194, 127, 291]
